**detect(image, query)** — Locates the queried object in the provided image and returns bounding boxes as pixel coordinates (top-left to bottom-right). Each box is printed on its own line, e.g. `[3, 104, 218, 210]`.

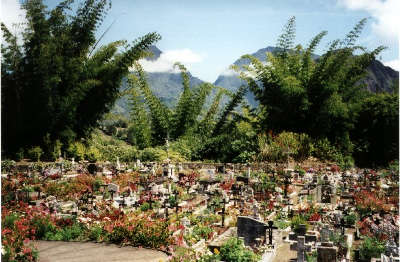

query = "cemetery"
[1, 158, 399, 262]
[1, 1, 399, 262]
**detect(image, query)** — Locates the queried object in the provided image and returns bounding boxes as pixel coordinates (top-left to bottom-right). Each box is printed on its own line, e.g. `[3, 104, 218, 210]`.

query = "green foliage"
[67, 142, 87, 161]
[290, 215, 309, 233]
[140, 202, 151, 211]
[126, 85, 152, 149]
[89, 226, 105, 242]
[240, 17, 385, 160]
[45, 223, 85, 241]
[31, 216, 57, 239]
[343, 213, 357, 226]
[258, 132, 314, 162]
[274, 219, 290, 229]
[1, 0, 160, 158]
[27, 146, 44, 162]
[352, 92, 399, 167]
[219, 237, 260, 262]
[359, 237, 385, 261]
[306, 251, 317, 262]
[191, 224, 214, 242]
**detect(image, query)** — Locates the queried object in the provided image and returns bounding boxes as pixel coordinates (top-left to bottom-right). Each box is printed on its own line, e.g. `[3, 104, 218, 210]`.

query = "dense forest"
[1, 0, 398, 168]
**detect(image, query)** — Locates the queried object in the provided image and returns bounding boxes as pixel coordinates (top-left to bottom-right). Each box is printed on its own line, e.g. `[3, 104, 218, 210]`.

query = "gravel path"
[36, 241, 169, 262]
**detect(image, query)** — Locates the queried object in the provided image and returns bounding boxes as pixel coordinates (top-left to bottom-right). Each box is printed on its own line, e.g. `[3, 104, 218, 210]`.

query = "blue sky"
[3, 0, 399, 82]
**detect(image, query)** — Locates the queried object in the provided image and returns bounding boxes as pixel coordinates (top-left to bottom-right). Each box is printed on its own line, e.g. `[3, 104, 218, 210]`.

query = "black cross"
[221, 198, 227, 227]
[340, 218, 346, 235]
[266, 221, 278, 245]
[173, 190, 179, 213]
[283, 173, 291, 198]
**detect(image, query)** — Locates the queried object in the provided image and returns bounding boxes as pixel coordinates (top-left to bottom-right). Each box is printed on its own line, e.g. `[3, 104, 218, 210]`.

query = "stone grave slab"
[237, 216, 267, 247]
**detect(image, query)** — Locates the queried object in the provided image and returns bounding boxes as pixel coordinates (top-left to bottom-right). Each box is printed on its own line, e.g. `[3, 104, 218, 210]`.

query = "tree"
[352, 92, 399, 167]
[239, 17, 385, 154]
[1, 0, 160, 158]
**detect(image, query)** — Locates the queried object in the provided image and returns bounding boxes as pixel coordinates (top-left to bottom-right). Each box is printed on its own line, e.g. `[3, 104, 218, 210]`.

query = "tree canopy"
[239, 17, 387, 155]
[1, 0, 160, 158]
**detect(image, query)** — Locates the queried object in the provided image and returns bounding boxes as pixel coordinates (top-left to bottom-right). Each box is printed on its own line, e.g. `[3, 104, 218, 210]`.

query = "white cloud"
[338, 0, 399, 42]
[220, 68, 238, 76]
[138, 49, 204, 73]
[1, 0, 27, 42]
[383, 59, 400, 71]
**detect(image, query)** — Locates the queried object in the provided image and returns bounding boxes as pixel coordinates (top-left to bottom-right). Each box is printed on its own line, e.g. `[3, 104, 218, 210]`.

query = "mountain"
[214, 46, 399, 106]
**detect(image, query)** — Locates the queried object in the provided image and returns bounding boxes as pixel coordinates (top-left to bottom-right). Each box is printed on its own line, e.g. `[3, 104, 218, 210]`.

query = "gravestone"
[108, 183, 119, 199]
[317, 243, 337, 262]
[320, 227, 330, 242]
[237, 216, 267, 247]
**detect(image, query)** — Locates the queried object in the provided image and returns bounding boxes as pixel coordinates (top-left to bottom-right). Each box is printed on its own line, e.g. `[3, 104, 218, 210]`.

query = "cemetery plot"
[1, 160, 399, 262]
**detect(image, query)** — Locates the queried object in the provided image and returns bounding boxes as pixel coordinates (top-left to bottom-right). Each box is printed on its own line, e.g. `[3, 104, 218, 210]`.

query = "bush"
[67, 142, 86, 161]
[31, 216, 57, 239]
[140, 202, 151, 211]
[359, 237, 385, 261]
[15, 148, 24, 161]
[89, 226, 105, 242]
[27, 146, 43, 162]
[344, 213, 357, 226]
[45, 223, 85, 241]
[219, 237, 260, 262]
[290, 215, 309, 234]
[85, 147, 100, 162]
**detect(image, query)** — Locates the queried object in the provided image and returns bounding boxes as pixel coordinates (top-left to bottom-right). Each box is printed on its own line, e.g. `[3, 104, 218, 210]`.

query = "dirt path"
[36, 241, 169, 262]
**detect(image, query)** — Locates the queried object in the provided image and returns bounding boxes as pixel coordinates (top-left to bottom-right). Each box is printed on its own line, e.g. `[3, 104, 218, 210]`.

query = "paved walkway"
[36, 241, 169, 262]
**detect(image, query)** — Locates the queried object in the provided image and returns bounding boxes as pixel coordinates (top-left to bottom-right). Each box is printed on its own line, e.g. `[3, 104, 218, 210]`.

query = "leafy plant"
[359, 237, 385, 261]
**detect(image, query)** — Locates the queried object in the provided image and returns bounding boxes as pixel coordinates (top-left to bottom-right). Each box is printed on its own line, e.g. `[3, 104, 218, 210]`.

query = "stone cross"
[297, 236, 306, 262]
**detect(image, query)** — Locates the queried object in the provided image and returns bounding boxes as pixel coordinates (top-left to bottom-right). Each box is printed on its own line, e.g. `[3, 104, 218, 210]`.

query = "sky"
[2, 0, 399, 82]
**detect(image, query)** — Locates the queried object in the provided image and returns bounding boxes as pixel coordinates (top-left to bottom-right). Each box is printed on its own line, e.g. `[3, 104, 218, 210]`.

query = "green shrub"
[140, 147, 166, 162]
[50, 139, 63, 161]
[44, 223, 84, 241]
[108, 226, 129, 244]
[359, 237, 385, 261]
[89, 226, 105, 242]
[140, 202, 151, 211]
[2, 213, 19, 229]
[67, 142, 86, 161]
[343, 213, 357, 226]
[290, 215, 309, 233]
[85, 147, 100, 162]
[15, 148, 24, 161]
[313, 138, 337, 161]
[28, 146, 44, 162]
[219, 237, 260, 262]
[31, 216, 57, 239]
